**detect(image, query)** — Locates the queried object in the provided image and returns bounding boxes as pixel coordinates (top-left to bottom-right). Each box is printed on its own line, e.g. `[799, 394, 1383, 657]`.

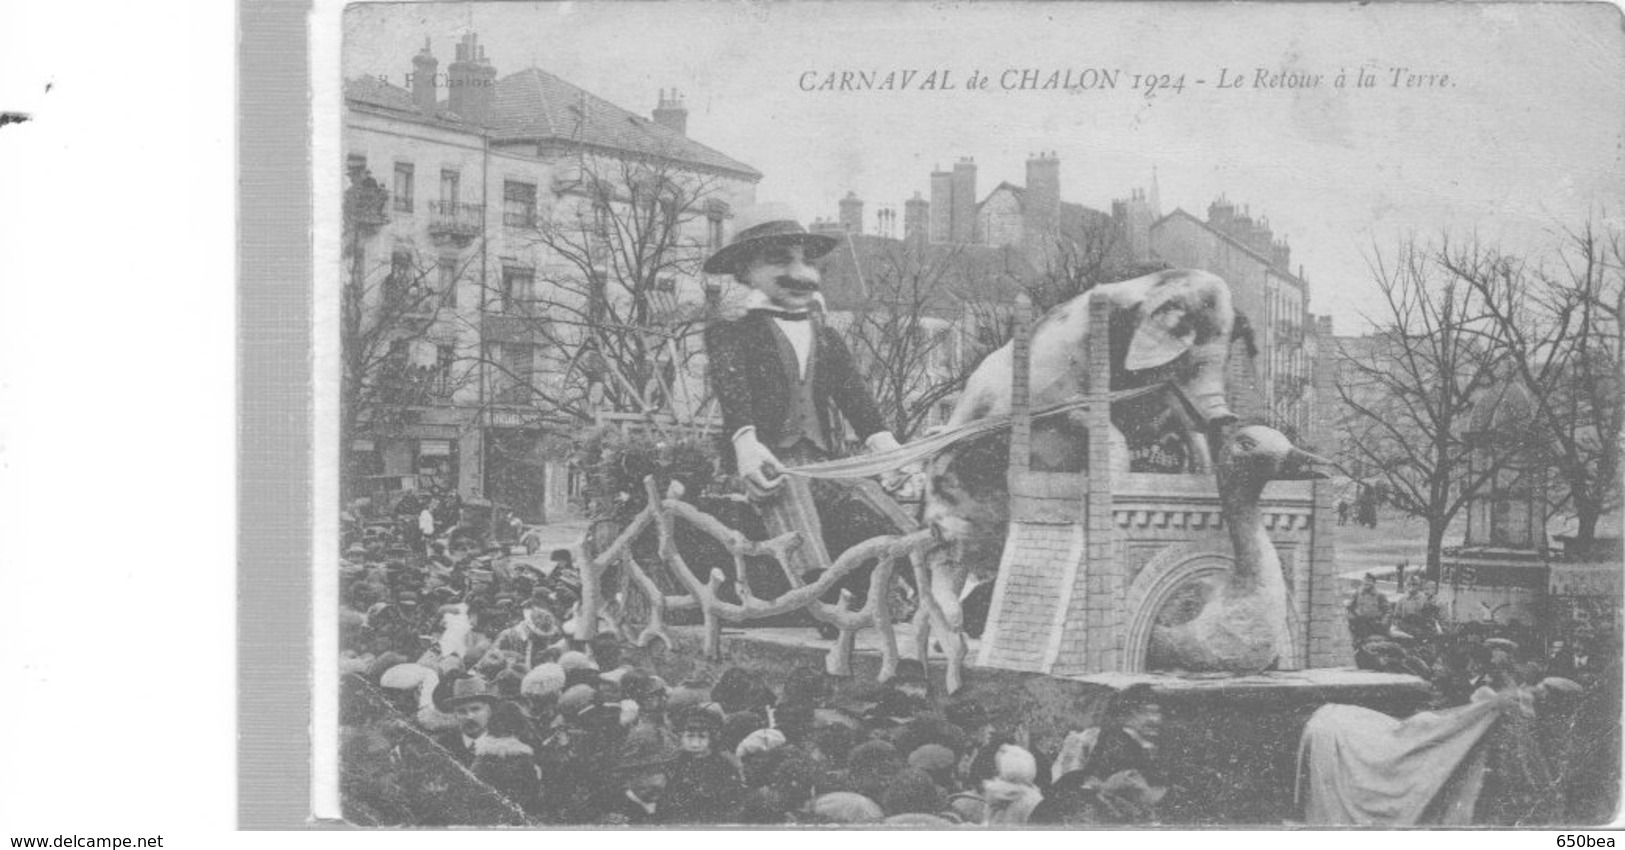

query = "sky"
[343, 1, 1625, 331]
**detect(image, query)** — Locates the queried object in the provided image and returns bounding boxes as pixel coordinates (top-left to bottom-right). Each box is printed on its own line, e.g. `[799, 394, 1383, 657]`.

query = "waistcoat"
[770, 320, 826, 451]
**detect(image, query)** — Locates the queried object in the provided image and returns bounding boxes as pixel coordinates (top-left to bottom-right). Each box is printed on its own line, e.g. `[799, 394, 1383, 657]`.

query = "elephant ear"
[1124, 300, 1196, 371]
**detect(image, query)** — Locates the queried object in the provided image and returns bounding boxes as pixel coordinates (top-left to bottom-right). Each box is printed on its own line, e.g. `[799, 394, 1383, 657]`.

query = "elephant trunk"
[1181, 357, 1236, 426]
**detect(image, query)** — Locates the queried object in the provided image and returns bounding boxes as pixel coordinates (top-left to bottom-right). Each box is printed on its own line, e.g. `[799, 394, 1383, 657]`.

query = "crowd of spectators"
[1346, 573, 1616, 703]
[1343, 573, 1620, 823]
[337, 520, 1170, 826]
[335, 516, 1616, 826]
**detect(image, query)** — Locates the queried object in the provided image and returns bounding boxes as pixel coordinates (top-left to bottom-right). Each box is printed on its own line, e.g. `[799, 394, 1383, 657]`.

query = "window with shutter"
[503, 181, 537, 227]
[438, 259, 458, 308]
[494, 343, 534, 404]
[501, 266, 535, 313]
[393, 162, 415, 212]
[440, 169, 459, 205]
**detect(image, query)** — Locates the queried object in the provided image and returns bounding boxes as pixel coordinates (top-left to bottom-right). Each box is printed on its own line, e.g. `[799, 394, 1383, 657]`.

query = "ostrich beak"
[1279, 447, 1331, 480]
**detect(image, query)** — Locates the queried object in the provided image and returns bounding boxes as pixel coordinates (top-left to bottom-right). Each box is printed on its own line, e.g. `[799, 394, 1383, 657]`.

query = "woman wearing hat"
[492, 596, 563, 668]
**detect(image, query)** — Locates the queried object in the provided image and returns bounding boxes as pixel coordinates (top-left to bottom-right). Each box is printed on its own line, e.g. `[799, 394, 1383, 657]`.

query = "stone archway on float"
[1121, 536, 1301, 673]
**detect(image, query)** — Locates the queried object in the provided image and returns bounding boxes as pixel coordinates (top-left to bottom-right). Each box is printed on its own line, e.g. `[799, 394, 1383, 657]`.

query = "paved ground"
[1334, 506, 1463, 595]
[515, 519, 590, 558]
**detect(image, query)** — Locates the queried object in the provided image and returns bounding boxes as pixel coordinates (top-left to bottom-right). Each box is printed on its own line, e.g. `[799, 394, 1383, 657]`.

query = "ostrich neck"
[1220, 471, 1268, 588]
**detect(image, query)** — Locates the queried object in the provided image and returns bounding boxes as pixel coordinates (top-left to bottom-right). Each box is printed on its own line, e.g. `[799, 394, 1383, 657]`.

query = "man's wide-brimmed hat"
[702, 203, 838, 275]
[443, 675, 500, 709]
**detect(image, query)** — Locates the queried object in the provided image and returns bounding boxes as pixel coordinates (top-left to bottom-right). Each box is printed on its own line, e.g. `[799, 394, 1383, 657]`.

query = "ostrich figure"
[1150, 424, 1328, 673]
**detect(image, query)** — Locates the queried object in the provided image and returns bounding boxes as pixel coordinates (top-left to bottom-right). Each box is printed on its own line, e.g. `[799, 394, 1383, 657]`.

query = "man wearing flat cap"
[703, 203, 915, 585]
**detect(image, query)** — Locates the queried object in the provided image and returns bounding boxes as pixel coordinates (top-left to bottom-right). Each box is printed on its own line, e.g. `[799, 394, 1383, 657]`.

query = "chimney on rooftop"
[1273, 236, 1291, 273]
[951, 157, 977, 243]
[876, 206, 897, 239]
[652, 88, 688, 136]
[1023, 151, 1060, 242]
[839, 191, 864, 235]
[1249, 215, 1274, 256]
[411, 38, 438, 115]
[446, 33, 496, 126]
[929, 167, 953, 244]
[904, 191, 929, 248]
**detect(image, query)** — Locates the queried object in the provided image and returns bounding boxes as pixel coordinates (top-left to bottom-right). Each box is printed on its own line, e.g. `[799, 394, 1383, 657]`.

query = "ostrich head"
[1220, 425, 1329, 492]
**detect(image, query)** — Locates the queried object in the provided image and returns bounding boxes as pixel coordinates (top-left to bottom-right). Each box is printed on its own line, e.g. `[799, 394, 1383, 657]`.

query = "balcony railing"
[429, 201, 485, 242]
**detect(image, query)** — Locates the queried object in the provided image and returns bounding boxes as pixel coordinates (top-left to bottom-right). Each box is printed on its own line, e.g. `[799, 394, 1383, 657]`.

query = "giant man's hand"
[733, 427, 787, 498]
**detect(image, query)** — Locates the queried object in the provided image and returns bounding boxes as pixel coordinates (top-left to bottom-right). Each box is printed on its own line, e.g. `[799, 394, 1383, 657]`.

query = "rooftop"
[1152, 207, 1307, 287]
[345, 74, 470, 126]
[814, 233, 1034, 314]
[487, 68, 760, 180]
[977, 181, 1109, 233]
[345, 68, 761, 181]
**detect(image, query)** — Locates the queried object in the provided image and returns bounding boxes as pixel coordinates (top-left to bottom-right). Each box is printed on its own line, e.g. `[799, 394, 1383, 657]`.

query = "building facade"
[808, 160, 1316, 435]
[1150, 198, 1312, 435]
[918, 153, 1158, 272]
[343, 34, 760, 522]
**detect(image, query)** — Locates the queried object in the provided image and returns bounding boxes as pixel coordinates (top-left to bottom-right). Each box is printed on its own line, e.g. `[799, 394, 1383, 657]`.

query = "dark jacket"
[661, 750, 746, 824]
[705, 312, 885, 469]
[1082, 726, 1161, 787]
[471, 735, 542, 815]
[535, 725, 611, 824]
[432, 728, 480, 767]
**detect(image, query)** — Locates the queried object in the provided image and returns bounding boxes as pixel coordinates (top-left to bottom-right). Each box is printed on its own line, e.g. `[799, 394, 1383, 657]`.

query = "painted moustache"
[777, 276, 819, 292]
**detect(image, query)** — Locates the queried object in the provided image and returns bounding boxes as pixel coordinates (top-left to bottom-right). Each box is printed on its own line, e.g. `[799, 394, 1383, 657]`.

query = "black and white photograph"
[327, 1, 1625, 828]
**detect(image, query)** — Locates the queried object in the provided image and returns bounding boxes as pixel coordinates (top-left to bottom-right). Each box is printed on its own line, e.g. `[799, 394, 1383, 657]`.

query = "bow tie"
[754, 309, 812, 321]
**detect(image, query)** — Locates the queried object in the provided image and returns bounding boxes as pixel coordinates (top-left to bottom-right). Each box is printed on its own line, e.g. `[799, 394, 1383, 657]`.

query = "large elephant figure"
[916, 269, 1241, 686]
[948, 268, 1236, 431]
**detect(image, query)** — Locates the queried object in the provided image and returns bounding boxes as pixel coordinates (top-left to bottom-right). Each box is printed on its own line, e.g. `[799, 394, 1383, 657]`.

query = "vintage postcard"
[324, 1, 1625, 827]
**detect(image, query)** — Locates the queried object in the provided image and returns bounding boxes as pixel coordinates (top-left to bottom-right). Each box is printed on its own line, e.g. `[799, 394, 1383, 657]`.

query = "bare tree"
[488, 151, 730, 439]
[1334, 238, 1514, 574]
[341, 166, 483, 498]
[1447, 221, 1625, 551]
[1027, 212, 1162, 313]
[840, 241, 986, 441]
[955, 213, 1162, 361]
